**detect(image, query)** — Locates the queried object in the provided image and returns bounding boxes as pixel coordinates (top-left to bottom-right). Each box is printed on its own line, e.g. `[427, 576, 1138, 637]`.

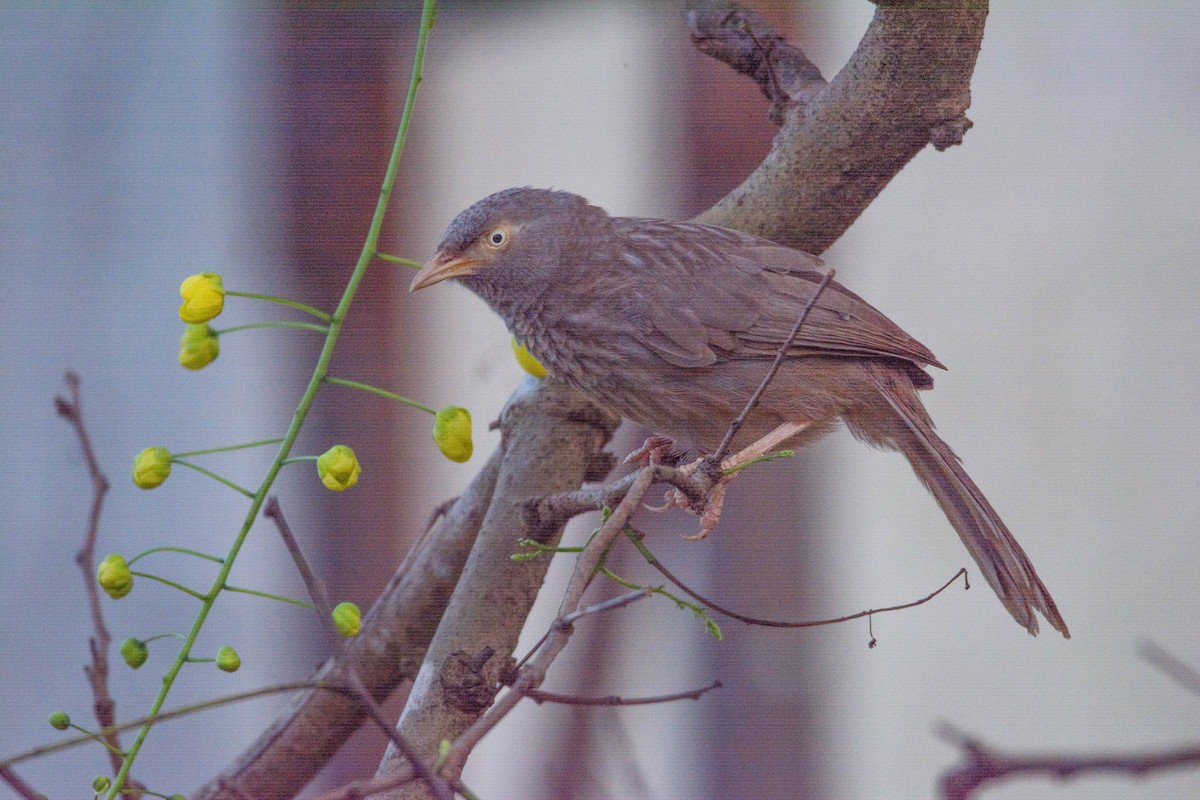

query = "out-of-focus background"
[3, 3, 1199, 799]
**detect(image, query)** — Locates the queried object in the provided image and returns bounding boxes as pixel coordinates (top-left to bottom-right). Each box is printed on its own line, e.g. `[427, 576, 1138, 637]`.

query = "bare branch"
[0, 765, 41, 800]
[1139, 641, 1200, 699]
[687, 3, 827, 121]
[54, 373, 133, 783]
[532, 461, 711, 534]
[692, 1, 988, 254]
[559, 589, 653, 627]
[938, 725, 1200, 800]
[631, 524, 968, 632]
[527, 679, 722, 707]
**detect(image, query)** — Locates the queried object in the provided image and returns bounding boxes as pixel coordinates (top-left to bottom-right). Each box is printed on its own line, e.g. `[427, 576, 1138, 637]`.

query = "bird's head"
[410, 188, 606, 309]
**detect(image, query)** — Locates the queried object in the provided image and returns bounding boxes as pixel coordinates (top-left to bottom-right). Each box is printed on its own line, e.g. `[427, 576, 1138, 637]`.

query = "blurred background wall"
[2, 3, 1199, 799]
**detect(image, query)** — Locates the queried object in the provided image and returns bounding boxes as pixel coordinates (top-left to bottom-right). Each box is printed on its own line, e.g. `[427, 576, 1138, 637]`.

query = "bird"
[409, 187, 1069, 638]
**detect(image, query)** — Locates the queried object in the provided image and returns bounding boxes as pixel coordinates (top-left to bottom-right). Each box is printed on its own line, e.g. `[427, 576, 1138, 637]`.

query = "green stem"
[130, 572, 206, 601]
[107, 4, 438, 795]
[723, 448, 795, 475]
[225, 291, 331, 322]
[143, 633, 188, 645]
[170, 460, 254, 498]
[222, 584, 315, 609]
[375, 251, 424, 269]
[324, 376, 437, 414]
[67, 725, 124, 758]
[217, 321, 329, 335]
[128, 547, 224, 567]
[174, 437, 284, 458]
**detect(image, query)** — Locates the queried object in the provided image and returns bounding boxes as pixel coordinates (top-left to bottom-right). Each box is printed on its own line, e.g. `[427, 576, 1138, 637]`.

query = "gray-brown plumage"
[411, 187, 1068, 638]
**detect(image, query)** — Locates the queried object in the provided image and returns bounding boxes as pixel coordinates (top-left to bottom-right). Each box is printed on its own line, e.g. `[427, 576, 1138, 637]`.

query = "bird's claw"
[642, 458, 736, 541]
[623, 435, 677, 467]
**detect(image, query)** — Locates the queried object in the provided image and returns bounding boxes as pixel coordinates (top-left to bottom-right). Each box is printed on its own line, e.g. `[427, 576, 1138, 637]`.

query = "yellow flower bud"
[331, 601, 362, 638]
[48, 711, 71, 731]
[120, 638, 149, 669]
[511, 336, 547, 379]
[316, 445, 361, 491]
[216, 645, 241, 673]
[178, 323, 220, 370]
[433, 406, 472, 463]
[97, 554, 134, 599]
[92, 776, 112, 793]
[132, 446, 172, 489]
[178, 272, 225, 324]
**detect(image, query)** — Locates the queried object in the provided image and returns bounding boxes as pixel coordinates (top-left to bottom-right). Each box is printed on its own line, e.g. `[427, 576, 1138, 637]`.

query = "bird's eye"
[484, 228, 508, 249]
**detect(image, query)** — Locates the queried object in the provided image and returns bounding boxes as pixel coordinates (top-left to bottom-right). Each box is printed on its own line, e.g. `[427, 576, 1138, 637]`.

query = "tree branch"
[692, 0, 988, 254]
[938, 725, 1200, 800]
[372, 378, 620, 799]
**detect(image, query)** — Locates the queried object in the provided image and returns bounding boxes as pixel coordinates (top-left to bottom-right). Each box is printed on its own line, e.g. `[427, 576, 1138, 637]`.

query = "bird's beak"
[409, 251, 479, 292]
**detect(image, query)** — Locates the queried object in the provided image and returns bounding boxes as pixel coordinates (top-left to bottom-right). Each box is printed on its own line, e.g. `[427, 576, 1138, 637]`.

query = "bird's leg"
[651, 421, 811, 540]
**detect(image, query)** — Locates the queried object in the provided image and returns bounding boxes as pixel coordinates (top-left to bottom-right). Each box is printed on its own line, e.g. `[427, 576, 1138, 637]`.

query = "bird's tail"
[860, 368, 1069, 638]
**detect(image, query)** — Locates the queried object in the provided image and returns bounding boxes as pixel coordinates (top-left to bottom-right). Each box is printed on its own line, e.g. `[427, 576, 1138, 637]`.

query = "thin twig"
[263, 496, 334, 623]
[527, 679, 722, 707]
[263, 496, 453, 800]
[630, 526, 967, 631]
[305, 766, 416, 800]
[709, 269, 834, 464]
[534, 462, 710, 532]
[1139, 641, 1200, 699]
[0, 765, 41, 800]
[937, 724, 1200, 800]
[560, 589, 652, 627]
[54, 373, 129, 780]
[396, 495, 457, 579]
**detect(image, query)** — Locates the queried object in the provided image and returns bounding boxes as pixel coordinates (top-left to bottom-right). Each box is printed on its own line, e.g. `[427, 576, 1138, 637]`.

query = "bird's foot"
[646, 421, 812, 539]
[681, 472, 734, 541]
[643, 459, 700, 513]
[623, 435, 678, 467]
[641, 458, 734, 541]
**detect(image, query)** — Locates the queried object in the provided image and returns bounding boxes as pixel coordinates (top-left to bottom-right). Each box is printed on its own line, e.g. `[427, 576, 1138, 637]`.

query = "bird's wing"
[614, 219, 942, 371]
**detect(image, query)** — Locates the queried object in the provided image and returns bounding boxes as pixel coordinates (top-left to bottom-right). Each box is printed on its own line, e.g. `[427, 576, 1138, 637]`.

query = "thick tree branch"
[692, 0, 988, 254]
[373, 378, 619, 799]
